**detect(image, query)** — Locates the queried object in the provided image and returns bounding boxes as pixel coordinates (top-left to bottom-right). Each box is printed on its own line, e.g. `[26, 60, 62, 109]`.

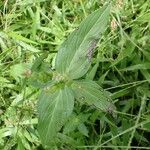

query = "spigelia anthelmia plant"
[37, 3, 116, 148]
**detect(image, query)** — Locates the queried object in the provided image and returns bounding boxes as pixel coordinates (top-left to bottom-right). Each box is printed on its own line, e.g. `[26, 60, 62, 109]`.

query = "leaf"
[63, 113, 90, 134]
[110, 42, 135, 67]
[18, 41, 40, 52]
[32, 6, 40, 39]
[136, 12, 150, 23]
[17, 0, 46, 5]
[38, 86, 74, 147]
[10, 63, 31, 81]
[78, 123, 89, 137]
[18, 130, 31, 150]
[72, 80, 116, 114]
[0, 128, 14, 138]
[57, 133, 79, 146]
[55, 4, 110, 79]
[111, 88, 131, 100]
[120, 63, 150, 71]
[141, 70, 150, 83]
[17, 138, 25, 150]
[7, 31, 38, 45]
[63, 114, 79, 134]
[98, 70, 109, 85]
[86, 61, 99, 80]
[39, 27, 52, 33]
[142, 116, 150, 131]
[31, 53, 48, 72]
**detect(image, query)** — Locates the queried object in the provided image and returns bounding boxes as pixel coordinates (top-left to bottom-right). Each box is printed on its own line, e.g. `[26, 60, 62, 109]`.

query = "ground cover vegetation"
[0, 0, 150, 149]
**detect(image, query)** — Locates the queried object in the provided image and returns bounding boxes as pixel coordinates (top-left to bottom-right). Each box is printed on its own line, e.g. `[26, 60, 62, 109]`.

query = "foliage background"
[0, 0, 150, 149]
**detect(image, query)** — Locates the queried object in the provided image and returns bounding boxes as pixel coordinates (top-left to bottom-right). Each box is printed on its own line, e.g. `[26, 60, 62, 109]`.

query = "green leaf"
[120, 63, 150, 71]
[17, 138, 25, 150]
[72, 80, 116, 114]
[110, 43, 135, 67]
[18, 41, 40, 52]
[86, 61, 99, 80]
[63, 113, 90, 135]
[55, 4, 110, 79]
[7, 31, 38, 45]
[38, 86, 74, 147]
[78, 123, 89, 137]
[63, 114, 79, 134]
[31, 53, 48, 72]
[10, 63, 31, 81]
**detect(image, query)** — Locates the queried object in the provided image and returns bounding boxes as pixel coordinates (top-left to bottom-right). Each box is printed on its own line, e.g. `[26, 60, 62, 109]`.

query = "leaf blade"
[38, 86, 74, 147]
[55, 4, 110, 79]
[72, 80, 116, 114]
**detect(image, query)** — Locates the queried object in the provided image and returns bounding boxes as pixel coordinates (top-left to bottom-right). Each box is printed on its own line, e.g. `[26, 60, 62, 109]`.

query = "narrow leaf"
[121, 63, 150, 71]
[55, 4, 110, 79]
[17, 41, 40, 52]
[86, 62, 99, 80]
[7, 31, 38, 45]
[38, 86, 74, 147]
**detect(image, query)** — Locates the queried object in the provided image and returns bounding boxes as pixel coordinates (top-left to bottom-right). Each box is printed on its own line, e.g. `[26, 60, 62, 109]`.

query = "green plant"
[1, 0, 150, 149]
[37, 3, 115, 148]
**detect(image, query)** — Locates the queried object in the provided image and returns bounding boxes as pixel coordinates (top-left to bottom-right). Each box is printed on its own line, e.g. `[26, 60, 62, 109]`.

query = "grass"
[0, 0, 150, 149]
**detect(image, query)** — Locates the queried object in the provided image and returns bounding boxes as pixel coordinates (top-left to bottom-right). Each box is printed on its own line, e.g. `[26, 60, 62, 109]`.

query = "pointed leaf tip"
[72, 80, 116, 114]
[55, 4, 111, 79]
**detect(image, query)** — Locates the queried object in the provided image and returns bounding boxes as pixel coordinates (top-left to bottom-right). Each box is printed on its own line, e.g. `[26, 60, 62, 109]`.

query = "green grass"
[0, 0, 150, 149]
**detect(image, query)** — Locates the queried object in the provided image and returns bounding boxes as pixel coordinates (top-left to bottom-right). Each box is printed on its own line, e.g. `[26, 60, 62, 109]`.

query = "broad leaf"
[38, 85, 74, 147]
[55, 4, 110, 79]
[72, 80, 116, 114]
